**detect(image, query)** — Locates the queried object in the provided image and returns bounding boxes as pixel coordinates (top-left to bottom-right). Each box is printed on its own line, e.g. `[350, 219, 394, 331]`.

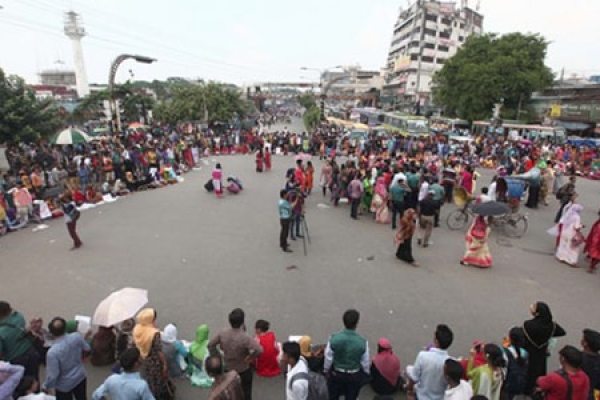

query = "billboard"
[394, 55, 411, 72]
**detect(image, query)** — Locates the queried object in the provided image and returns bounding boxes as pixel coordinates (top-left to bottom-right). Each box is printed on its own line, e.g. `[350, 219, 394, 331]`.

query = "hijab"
[372, 338, 401, 386]
[398, 208, 416, 241]
[161, 324, 177, 344]
[299, 336, 312, 358]
[190, 324, 209, 361]
[523, 302, 556, 349]
[375, 176, 387, 197]
[133, 308, 158, 358]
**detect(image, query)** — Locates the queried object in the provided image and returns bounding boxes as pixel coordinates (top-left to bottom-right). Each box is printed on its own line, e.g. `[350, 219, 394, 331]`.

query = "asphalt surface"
[1, 118, 599, 399]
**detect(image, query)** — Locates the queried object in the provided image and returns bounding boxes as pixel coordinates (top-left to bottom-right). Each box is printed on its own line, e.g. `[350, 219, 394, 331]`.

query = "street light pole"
[108, 54, 156, 134]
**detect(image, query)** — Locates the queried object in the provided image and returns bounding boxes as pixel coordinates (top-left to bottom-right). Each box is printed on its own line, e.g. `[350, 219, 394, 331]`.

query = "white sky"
[0, 0, 597, 85]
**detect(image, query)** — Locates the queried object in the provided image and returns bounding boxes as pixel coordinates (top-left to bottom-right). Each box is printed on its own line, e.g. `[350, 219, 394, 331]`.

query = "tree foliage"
[0, 69, 63, 143]
[153, 82, 252, 124]
[432, 33, 554, 121]
[297, 94, 317, 110]
[303, 106, 321, 131]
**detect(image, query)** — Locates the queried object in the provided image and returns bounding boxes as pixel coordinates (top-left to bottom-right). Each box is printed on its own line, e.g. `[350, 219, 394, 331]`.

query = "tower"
[64, 11, 90, 98]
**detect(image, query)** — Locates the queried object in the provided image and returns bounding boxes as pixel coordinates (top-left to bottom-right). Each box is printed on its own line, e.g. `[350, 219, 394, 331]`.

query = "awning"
[556, 121, 594, 131]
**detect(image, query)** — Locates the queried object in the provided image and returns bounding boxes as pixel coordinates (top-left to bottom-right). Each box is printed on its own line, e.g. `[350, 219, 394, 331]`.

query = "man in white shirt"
[418, 178, 430, 202]
[443, 359, 472, 400]
[479, 187, 492, 203]
[282, 342, 308, 400]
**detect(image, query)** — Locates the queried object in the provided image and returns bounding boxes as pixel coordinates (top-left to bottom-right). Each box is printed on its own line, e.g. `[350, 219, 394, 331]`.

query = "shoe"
[417, 239, 422, 245]
[290, 237, 296, 241]
[296, 234, 304, 238]
[283, 248, 293, 253]
[423, 243, 429, 248]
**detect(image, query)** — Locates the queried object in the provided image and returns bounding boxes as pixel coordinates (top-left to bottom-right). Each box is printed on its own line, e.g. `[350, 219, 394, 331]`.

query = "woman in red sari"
[255, 149, 264, 172]
[264, 148, 272, 171]
[460, 216, 493, 268]
[584, 208, 600, 273]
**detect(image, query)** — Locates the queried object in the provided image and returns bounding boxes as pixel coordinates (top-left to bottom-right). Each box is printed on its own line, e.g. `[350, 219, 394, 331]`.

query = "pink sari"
[372, 177, 390, 224]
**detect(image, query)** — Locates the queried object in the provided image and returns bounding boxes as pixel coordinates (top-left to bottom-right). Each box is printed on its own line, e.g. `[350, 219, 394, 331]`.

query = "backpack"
[204, 179, 214, 192]
[504, 347, 527, 395]
[289, 360, 328, 400]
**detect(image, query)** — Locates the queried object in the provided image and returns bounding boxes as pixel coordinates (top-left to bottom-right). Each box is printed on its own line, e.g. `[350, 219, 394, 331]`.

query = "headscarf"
[161, 324, 177, 344]
[375, 176, 387, 198]
[524, 301, 556, 349]
[372, 338, 401, 387]
[560, 203, 583, 227]
[299, 336, 312, 358]
[66, 320, 78, 334]
[133, 308, 158, 358]
[190, 324, 209, 361]
[397, 208, 416, 242]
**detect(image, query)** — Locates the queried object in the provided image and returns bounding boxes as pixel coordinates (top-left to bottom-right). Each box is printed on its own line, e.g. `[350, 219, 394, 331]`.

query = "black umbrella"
[472, 201, 511, 216]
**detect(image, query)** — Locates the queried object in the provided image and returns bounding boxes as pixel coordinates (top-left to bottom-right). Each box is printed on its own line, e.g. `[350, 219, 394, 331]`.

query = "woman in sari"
[298, 336, 325, 373]
[372, 177, 390, 224]
[187, 324, 213, 388]
[467, 344, 506, 400]
[584, 208, 600, 273]
[255, 149, 264, 172]
[361, 175, 374, 215]
[395, 208, 418, 265]
[370, 338, 402, 396]
[555, 203, 584, 267]
[330, 163, 341, 206]
[522, 302, 566, 394]
[460, 216, 492, 268]
[264, 147, 272, 171]
[320, 160, 332, 197]
[212, 163, 223, 197]
[305, 161, 314, 195]
[133, 308, 169, 399]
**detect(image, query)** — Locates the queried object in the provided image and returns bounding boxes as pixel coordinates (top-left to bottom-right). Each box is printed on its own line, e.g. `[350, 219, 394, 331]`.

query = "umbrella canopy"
[472, 201, 511, 216]
[92, 287, 148, 327]
[129, 122, 148, 129]
[49, 128, 91, 145]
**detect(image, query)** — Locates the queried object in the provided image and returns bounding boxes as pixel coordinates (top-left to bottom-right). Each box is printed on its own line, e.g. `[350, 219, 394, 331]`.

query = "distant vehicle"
[382, 113, 429, 137]
[472, 121, 566, 144]
[430, 118, 470, 134]
[343, 130, 369, 147]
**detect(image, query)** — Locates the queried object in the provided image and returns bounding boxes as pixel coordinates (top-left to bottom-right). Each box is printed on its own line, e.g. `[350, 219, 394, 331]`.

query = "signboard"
[550, 104, 561, 118]
[394, 55, 411, 72]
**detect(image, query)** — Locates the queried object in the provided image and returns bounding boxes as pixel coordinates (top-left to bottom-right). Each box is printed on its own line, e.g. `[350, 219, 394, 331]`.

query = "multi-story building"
[381, 0, 483, 112]
[320, 65, 383, 107]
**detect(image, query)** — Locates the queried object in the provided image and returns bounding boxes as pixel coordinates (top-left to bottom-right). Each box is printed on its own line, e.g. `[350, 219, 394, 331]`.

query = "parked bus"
[382, 113, 429, 136]
[429, 118, 470, 135]
[472, 121, 566, 144]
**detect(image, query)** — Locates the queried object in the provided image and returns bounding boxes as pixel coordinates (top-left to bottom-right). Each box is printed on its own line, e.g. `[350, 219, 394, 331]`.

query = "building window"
[425, 13, 438, 22]
[460, 23, 465, 29]
[424, 28, 437, 37]
[436, 58, 446, 64]
[422, 56, 434, 63]
[409, 41, 420, 48]
[439, 31, 451, 39]
[424, 43, 435, 49]
[410, 54, 418, 61]
[438, 45, 449, 52]
[441, 17, 451, 25]
[458, 36, 464, 42]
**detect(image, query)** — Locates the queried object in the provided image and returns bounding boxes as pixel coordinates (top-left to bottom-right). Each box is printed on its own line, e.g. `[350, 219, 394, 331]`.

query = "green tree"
[0, 69, 63, 143]
[297, 94, 317, 110]
[153, 82, 252, 125]
[432, 32, 554, 121]
[303, 106, 321, 131]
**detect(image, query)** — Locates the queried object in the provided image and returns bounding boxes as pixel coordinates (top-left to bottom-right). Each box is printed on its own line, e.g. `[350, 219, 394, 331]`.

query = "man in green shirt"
[389, 178, 411, 230]
[0, 301, 39, 379]
[429, 177, 445, 227]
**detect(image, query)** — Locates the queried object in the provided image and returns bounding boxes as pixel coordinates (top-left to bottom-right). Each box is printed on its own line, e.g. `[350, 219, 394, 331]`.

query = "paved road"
[1, 119, 599, 399]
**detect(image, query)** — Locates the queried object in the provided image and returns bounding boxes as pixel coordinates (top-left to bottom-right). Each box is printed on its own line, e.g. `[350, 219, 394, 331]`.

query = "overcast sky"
[0, 0, 597, 86]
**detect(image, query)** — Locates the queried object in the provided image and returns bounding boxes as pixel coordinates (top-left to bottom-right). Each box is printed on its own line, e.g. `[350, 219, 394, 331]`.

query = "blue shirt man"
[43, 318, 90, 395]
[92, 348, 155, 400]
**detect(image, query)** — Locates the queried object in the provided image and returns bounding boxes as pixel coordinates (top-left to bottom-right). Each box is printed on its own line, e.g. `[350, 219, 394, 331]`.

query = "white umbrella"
[92, 287, 148, 327]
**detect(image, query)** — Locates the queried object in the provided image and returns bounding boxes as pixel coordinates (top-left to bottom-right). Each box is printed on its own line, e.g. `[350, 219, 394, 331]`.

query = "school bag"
[504, 347, 527, 395]
[289, 359, 329, 400]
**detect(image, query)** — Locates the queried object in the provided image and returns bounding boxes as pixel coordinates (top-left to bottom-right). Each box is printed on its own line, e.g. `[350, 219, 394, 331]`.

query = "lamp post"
[108, 54, 156, 134]
[300, 66, 343, 123]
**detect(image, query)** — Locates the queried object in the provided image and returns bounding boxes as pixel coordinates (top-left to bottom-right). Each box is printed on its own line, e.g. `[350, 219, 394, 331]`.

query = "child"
[254, 320, 281, 377]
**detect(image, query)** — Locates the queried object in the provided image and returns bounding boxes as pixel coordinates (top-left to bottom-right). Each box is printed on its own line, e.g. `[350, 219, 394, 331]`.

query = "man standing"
[417, 191, 438, 248]
[282, 342, 308, 400]
[580, 329, 600, 400]
[389, 177, 410, 230]
[0, 301, 40, 379]
[61, 193, 82, 250]
[208, 308, 263, 400]
[43, 317, 90, 400]
[407, 324, 454, 400]
[537, 345, 590, 400]
[347, 173, 364, 220]
[429, 177, 445, 227]
[206, 355, 244, 400]
[92, 348, 155, 400]
[279, 189, 295, 253]
[324, 309, 370, 400]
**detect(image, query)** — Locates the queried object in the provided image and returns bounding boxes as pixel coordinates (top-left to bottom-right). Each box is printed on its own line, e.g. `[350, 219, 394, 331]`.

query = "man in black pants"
[279, 189, 295, 252]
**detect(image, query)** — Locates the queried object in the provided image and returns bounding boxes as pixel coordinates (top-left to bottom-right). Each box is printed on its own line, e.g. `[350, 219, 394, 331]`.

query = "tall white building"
[381, 0, 483, 112]
[64, 11, 90, 98]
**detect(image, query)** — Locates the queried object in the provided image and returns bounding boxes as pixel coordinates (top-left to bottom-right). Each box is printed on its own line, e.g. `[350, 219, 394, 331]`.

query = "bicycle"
[446, 201, 528, 238]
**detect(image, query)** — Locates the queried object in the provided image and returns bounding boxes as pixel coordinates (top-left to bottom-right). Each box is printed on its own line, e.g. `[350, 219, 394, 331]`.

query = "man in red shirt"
[537, 345, 590, 400]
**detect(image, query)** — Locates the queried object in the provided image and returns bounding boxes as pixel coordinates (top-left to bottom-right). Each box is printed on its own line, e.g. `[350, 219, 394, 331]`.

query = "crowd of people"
[1, 301, 599, 400]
